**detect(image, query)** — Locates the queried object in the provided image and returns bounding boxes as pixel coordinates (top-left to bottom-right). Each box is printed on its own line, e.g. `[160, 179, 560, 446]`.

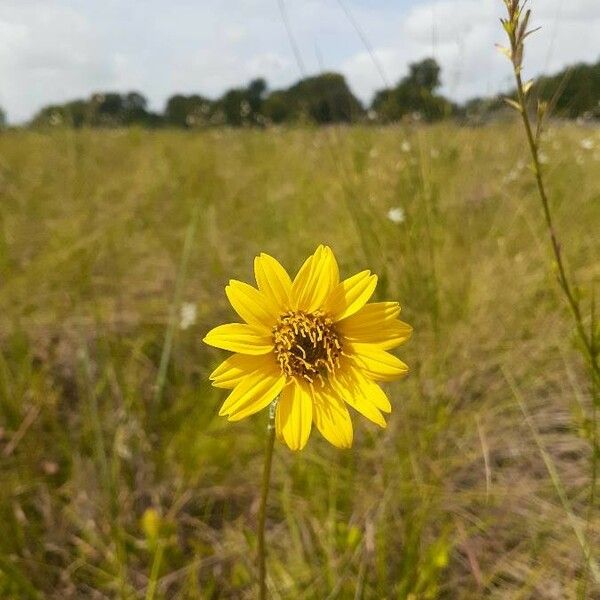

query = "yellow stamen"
[272, 311, 342, 383]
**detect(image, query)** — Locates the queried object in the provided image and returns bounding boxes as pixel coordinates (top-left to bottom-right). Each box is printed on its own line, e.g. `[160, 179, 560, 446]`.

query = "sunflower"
[203, 245, 411, 451]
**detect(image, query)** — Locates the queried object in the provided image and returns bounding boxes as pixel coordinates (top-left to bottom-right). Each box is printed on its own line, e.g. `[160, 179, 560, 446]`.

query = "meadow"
[0, 122, 599, 598]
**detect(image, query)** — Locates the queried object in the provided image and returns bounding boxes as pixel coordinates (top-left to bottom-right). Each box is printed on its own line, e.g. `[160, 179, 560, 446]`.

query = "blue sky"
[1, 0, 599, 123]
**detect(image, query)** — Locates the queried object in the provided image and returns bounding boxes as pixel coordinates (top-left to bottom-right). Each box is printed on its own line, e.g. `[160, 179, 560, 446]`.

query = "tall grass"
[0, 123, 598, 597]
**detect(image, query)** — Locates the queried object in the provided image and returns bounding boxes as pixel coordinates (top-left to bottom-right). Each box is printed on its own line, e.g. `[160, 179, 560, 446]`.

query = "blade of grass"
[152, 201, 201, 412]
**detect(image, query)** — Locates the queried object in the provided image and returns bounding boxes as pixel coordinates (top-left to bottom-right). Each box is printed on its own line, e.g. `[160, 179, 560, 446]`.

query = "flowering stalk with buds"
[500, 0, 598, 386]
[499, 0, 599, 588]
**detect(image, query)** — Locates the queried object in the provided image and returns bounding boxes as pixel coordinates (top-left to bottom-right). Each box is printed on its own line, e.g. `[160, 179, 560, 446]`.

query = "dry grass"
[0, 122, 599, 598]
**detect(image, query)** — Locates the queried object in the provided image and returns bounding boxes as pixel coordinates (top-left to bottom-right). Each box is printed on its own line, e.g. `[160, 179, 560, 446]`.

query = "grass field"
[0, 122, 599, 598]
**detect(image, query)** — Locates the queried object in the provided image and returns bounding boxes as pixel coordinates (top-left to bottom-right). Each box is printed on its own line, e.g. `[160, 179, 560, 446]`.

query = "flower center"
[272, 311, 342, 384]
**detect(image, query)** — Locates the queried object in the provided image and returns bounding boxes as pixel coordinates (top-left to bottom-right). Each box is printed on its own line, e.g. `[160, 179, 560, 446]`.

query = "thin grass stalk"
[152, 202, 201, 412]
[145, 540, 166, 600]
[77, 336, 132, 596]
[258, 400, 277, 599]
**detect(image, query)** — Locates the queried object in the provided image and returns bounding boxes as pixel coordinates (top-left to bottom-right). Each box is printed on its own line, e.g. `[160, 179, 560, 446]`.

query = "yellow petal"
[330, 366, 387, 428]
[339, 301, 400, 329]
[313, 387, 353, 448]
[220, 368, 285, 421]
[339, 302, 412, 350]
[254, 253, 292, 312]
[210, 353, 277, 389]
[291, 245, 339, 312]
[360, 377, 392, 413]
[348, 342, 409, 381]
[276, 381, 313, 451]
[225, 280, 278, 331]
[203, 323, 273, 355]
[325, 271, 378, 321]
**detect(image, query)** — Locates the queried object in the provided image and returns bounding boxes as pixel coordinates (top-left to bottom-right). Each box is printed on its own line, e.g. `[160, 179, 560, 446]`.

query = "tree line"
[2, 56, 598, 130]
[465, 58, 600, 122]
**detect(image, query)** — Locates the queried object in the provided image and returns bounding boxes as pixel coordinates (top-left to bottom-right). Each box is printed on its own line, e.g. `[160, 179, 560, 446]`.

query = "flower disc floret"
[272, 311, 342, 384]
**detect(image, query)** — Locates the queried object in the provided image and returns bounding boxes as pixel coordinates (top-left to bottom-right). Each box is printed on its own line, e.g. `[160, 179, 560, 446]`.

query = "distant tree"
[371, 58, 454, 122]
[409, 58, 441, 91]
[165, 94, 212, 127]
[263, 73, 364, 124]
[30, 99, 89, 127]
[247, 78, 268, 122]
[0, 107, 6, 130]
[90, 92, 123, 124]
[248, 78, 267, 103]
[262, 91, 293, 123]
[31, 92, 162, 128]
[219, 88, 248, 126]
[534, 60, 600, 119]
[214, 78, 269, 126]
[459, 58, 600, 122]
[122, 92, 151, 124]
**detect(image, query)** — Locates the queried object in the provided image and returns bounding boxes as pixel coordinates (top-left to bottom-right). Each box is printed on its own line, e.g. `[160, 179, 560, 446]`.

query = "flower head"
[203, 246, 411, 450]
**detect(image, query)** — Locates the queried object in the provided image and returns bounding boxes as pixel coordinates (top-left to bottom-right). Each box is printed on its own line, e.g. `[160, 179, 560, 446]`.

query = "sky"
[0, 0, 599, 123]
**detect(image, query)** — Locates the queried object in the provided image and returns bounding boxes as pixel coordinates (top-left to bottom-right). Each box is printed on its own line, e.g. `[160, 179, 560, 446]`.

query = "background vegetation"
[0, 121, 598, 598]
[9, 55, 599, 129]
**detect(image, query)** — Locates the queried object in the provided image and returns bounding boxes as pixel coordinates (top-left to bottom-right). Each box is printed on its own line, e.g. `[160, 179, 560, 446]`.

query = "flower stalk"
[500, 0, 599, 386]
[257, 400, 277, 600]
[500, 0, 600, 590]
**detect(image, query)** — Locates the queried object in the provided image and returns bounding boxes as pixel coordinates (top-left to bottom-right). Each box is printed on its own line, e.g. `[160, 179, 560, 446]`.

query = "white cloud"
[342, 0, 600, 103]
[0, 0, 598, 123]
[0, 2, 117, 121]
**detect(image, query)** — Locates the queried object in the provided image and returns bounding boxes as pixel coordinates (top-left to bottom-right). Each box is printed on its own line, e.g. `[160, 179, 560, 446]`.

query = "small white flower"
[538, 152, 549, 164]
[401, 141, 411, 153]
[580, 138, 595, 151]
[503, 159, 525, 183]
[179, 302, 197, 330]
[387, 207, 405, 224]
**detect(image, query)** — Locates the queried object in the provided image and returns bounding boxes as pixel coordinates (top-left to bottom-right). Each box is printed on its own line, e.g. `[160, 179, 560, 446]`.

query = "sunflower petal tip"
[289, 440, 308, 452]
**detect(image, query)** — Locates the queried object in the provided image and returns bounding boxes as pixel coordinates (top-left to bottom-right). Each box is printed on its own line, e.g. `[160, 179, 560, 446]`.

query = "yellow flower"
[203, 245, 411, 451]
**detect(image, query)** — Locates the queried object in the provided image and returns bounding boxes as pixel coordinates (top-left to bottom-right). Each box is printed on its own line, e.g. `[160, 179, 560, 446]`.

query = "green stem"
[145, 540, 165, 600]
[512, 59, 599, 387]
[258, 402, 277, 600]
